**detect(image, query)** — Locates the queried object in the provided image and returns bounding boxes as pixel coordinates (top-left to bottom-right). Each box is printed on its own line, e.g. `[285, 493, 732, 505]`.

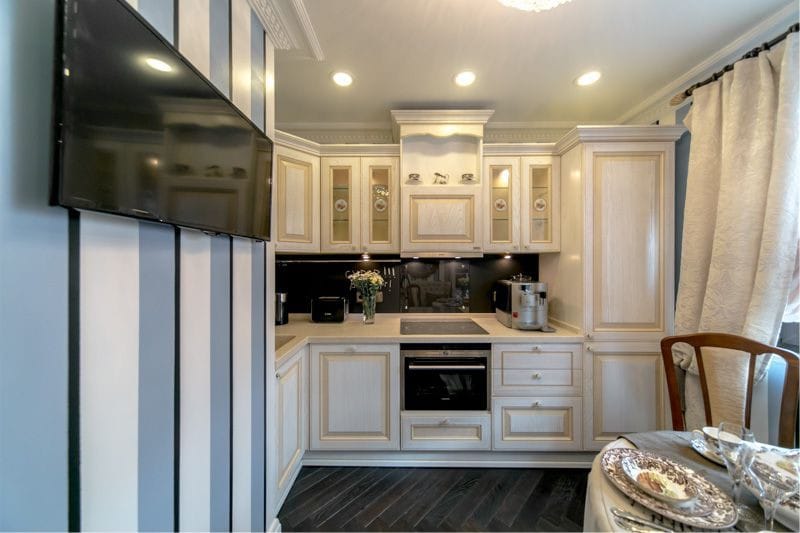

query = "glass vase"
[362, 292, 376, 324]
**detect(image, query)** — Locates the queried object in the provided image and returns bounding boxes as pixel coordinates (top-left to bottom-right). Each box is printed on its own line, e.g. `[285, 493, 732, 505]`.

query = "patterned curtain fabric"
[673, 34, 799, 430]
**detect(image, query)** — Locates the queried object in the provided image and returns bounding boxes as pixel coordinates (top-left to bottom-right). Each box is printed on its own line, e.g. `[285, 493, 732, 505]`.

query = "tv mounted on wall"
[52, 0, 272, 241]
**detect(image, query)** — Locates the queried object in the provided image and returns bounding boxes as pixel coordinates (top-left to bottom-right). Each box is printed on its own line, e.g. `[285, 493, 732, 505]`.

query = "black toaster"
[311, 296, 349, 323]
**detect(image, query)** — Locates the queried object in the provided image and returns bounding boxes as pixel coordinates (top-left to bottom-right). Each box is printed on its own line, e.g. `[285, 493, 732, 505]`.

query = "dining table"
[583, 430, 798, 532]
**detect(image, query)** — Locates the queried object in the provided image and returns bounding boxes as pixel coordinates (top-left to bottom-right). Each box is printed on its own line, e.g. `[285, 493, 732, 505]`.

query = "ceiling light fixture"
[331, 71, 353, 87]
[497, 0, 572, 13]
[575, 70, 602, 86]
[454, 71, 476, 87]
[145, 57, 172, 72]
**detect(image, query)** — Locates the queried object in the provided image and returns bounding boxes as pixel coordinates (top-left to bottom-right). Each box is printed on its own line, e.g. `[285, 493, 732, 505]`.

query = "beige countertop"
[274, 313, 582, 365]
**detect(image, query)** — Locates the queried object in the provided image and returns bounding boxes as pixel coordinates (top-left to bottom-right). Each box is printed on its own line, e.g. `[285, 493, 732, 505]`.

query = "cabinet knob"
[532, 401, 541, 407]
[472, 246, 480, 251]
[532, 372, 542, 380]
[513, 245, 519, 250]
[530, 346, 540, 352]
[587, 346, 593, 352]
[585, 333, 593, 340]
[275, 372, 281, 379]
[438, 419, 449, 426]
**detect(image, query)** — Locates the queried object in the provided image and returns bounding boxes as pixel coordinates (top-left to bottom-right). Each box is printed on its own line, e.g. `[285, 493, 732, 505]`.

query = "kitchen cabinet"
[361, 157, 400, 253]
[310, 344, 400, 450]
[491, 343, 582, 397]
[400, 185, 483, 255]
[275, 347, 307, 504]
[480, 155, 560, 254]
[401, 412, 491, 450]
[275, 145, 320, 252]
[491, 397, 582, 451]
[321, 157, 361, 253]
[582, 342, 666, 450]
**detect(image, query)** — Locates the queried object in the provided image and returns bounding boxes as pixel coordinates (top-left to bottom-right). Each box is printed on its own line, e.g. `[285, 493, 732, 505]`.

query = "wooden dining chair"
[660, 332, 799, 448]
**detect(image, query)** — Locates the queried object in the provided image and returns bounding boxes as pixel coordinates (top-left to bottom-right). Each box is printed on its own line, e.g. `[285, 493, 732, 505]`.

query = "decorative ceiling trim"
[390, 109, 495, 125]
[555, 125, 687, 154]
[275, 130, 400, 154]
[287, 0, 325, 61]
[248, 0, 294, 49]
[617, 3, 798, 125]
[275, 129, 321, 155]
[483, 142, 557, 155]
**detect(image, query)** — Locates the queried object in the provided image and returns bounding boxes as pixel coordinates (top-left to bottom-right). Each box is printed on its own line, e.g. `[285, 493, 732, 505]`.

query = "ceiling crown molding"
[248, 0, 324, 59]
[617, 3, 798, 125]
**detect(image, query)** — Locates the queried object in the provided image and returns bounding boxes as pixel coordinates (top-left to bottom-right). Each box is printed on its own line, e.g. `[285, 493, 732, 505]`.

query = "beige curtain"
[674, 34, 799, 431]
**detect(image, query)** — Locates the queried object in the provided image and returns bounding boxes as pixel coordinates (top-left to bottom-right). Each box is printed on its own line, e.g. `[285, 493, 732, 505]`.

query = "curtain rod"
[670, 23, 799, 106]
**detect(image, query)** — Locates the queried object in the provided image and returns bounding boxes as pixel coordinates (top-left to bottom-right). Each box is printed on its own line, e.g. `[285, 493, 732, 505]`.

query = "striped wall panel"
[179, 0, 211, 77]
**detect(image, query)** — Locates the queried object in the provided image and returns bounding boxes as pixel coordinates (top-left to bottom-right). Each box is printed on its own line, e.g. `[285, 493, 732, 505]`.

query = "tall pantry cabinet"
[539, 126, 685, 450]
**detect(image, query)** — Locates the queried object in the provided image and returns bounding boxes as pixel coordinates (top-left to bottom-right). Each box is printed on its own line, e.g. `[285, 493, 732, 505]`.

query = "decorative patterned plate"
[533, 198, 547, 211]
[494, 198, 507, 212]
[620, 455, 699, 506]
[601, 448, 738, 529]
[690, 438, 725, 466]
[334, 199, 348, 212]
[373, 198, 387, 212]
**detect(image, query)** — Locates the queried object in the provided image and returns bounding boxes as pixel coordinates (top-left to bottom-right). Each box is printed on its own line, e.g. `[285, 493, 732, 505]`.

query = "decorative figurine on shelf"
[346, 269, 385, 324]
[433, 172, 449, 184]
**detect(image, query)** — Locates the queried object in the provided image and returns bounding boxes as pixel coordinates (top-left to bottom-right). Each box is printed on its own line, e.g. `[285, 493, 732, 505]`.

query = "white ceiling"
[274, 0, 797, 134]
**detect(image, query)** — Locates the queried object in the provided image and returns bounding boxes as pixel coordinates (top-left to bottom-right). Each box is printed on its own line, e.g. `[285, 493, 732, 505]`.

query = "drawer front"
[491, 397, 582, 451]
[401, 413, 491, 450]
[493, 368, 582, 396]
[492, 343, 582, 371]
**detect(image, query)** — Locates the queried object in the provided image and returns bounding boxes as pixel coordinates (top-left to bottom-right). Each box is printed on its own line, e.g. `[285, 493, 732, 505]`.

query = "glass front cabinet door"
[321, 157, 361, 253]
[361, 157, 399, 253]
[521, 156, 560, 252]
[483, 157, 520, 253]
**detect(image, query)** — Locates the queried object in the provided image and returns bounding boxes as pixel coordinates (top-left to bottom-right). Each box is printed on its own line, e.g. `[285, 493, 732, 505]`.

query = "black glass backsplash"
[276, 255, 538, 313]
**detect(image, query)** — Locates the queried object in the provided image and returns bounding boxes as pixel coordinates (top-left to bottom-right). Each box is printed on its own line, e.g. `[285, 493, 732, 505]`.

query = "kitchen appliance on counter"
[275, 292, 289, 325]
[493, 280, 554, 331]
[311, 296, 349, 323]
[402, 344, 489, 411]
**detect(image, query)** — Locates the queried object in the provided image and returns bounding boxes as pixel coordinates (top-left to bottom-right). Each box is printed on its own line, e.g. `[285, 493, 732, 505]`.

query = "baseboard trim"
[301, 450, 596, 469]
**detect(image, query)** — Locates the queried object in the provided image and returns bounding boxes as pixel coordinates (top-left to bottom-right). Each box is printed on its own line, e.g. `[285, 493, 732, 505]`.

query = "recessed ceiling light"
[331, 71, 353, 87]
[145, 57, 172, 72]
[575, 70, 601, 86]
[454, 71, 476, 87]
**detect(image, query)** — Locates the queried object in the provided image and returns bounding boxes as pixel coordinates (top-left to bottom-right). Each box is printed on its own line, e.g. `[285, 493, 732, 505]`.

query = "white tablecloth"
[583, 438, 638, 532]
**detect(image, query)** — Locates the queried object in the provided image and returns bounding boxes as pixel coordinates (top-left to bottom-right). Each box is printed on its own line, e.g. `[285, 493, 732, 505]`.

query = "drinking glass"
[745, 447, 800, 530]
[717, 421, 755, 511]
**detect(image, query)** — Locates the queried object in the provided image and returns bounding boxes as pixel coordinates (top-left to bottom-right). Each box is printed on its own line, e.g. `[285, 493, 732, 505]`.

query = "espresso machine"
[493, 279, 553, 331]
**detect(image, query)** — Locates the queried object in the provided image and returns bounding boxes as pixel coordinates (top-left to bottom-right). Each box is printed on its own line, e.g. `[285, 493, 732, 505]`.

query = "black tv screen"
[54, 0, 272, 240]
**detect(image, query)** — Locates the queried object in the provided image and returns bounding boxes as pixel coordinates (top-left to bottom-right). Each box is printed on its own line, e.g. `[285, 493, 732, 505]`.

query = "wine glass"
[717, 421, 755, 512]
[745, 447, 800, 530]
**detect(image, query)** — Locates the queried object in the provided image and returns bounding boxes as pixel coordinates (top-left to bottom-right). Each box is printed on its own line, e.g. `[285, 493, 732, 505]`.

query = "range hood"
[400, 251, 483, 259]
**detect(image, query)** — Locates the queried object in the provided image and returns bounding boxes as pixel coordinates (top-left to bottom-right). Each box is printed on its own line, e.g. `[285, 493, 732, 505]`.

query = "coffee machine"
[493, 280, 553, 331]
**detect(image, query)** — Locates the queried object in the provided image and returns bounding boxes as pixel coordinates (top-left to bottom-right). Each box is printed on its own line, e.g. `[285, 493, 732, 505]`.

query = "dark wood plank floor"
[277, 467, 588, 532]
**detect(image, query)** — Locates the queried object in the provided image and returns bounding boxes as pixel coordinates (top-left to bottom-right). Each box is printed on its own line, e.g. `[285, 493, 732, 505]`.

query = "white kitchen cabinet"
[521, 156, 560, 253]
[320, 157, 361, 253]
[275, 347, 307, 504]
[482, 157, 521, 253]
[583, 342, 667, 450]
[401, 412, 491, 450]
[361, 157, 400, 253]
[492, 397, 582, 451]
[491, 343, 582, 397]
[310, 344, 400, 450]
[275, 145, 320, 252]
[400, 185, 483, 255]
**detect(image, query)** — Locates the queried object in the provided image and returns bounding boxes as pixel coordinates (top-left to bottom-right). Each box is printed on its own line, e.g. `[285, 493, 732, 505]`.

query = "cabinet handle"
[532, 372, 542, 379]
[587, 346, 593, 352]
[472, 246, 480, 250]
[532, 401, 541, 407]
[438, 419, 449, 426]
[585, 333, 593, 340]
[275, 372, 281, 379]
[513, 245, 519, 250]
[530, 346, 540, 352]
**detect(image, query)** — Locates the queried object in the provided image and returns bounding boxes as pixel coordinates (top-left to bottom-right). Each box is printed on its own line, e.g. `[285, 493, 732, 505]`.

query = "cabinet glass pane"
[369, 166, 390, 243]
[530, 165, 551, 243]
[490, 165, 512, 243]
[331, 167, 351, 243]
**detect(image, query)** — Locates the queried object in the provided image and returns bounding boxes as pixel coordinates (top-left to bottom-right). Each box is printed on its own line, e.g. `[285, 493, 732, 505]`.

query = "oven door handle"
[407, 364, 486, 370]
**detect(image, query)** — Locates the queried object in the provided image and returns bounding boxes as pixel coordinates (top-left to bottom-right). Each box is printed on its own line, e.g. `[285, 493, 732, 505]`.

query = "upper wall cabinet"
[275, 145, 320, 253]
[483, 157, 521, 253]
[321, 157, 361, 253]
[521, 156, 560, 253]
[361, 157, 400, 253]
[393, 110, 494, 256]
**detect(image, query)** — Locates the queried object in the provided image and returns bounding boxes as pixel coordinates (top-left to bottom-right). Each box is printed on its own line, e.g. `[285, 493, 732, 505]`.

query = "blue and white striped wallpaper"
[0, 0, 276, 530]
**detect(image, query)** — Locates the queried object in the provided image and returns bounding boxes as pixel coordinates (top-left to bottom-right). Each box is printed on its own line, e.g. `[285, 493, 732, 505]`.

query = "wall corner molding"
[248, 0, 324, 60]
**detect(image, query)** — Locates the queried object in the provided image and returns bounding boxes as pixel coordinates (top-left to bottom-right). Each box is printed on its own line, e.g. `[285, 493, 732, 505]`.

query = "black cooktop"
[400, 319, 489, 335]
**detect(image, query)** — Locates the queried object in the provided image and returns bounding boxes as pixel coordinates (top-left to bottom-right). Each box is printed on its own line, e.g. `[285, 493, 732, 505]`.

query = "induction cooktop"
[400, 319, 489, 335]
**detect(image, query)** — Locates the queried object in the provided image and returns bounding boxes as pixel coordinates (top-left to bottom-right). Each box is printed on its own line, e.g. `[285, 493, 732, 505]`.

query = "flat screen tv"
[53, 0, 272, 240]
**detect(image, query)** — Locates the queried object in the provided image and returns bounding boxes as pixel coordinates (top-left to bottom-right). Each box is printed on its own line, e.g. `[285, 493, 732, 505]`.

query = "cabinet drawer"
[491, 397, 582, 451]
[401, 412, 490, 450]
[492, 368, 582, 396]
[492, 343, 582, 370]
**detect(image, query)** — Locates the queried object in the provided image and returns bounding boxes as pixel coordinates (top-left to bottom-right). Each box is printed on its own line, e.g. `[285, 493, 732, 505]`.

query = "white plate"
[601, 448, 738, 529]
[690, 438, 725, 466]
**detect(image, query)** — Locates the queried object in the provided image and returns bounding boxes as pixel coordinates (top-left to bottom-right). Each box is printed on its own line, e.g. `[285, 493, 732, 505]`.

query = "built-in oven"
[401, 343, 490, 411]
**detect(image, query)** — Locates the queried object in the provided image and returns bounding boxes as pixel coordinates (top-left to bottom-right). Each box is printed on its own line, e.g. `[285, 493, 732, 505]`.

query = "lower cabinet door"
[491, 397, 582, 451]
[401, 412, 491, 450]
[310, 344, 400, 450]
[276, 351, 306, 503]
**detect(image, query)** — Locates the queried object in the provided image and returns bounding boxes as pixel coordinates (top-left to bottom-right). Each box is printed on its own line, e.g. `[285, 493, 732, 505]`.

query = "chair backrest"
[660, 332, 799, 448]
